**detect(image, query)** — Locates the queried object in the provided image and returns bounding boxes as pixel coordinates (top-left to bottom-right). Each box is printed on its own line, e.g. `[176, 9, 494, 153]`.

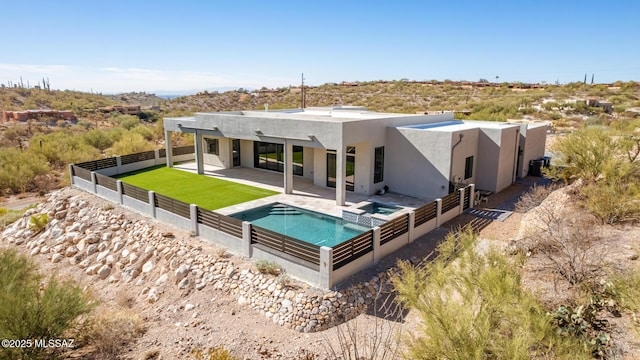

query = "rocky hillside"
[1, 188, 401, 358]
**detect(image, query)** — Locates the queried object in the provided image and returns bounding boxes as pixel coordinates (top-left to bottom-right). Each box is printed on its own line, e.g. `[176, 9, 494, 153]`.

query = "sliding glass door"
[326, 149, 355, 191]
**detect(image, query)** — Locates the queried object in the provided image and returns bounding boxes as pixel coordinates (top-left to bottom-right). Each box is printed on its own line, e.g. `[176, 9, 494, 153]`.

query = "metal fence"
[441, 190, 460, 213]
[74, 157, 117, 171]
[413, 200, 437, 227]
[333, 230, 374, 270]
[121, 182, 149, 202]
[71, 165, 92, 181]
[379, 213, 409, 246]
[120, 150, 155, 165]
[463, 186, 471, 210]
[154, 193, 191, 218]
[94, 172, 117, 191]
[251, 225, 321, 266]
[173, 145, 195, 156]
[196, 208, 243, 238]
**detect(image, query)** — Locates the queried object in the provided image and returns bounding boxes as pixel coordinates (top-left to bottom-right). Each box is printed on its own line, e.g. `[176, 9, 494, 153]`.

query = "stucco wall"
[449, 128, 480, 188]
[96, 185, 119, 203]
[385, 127, 452, 200]
[495, 127, 519, 192]
[518, 124, 547, 177]
[202, 136, 230, 168]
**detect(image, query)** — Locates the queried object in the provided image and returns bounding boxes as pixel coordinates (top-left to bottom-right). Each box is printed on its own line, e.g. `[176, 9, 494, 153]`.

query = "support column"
[68, 164, 75, 185]
[190, 204, 198, 236]
[242, 221, 252, 258]
[373, 226, 381, 263]
[319, 246, 333, 289]
[116, 180, 123, 204]
[90, 172, 97, 194]
[469, 184, 476, 209]
[435, 198, 443, 227]
[283, 140, 293, 194]
[458, 187, 466, 215]
[335, 147, 346, 206]
[164, 129, 173, 168]
[148, 191, 156, 218]
[194, 130, 204, 175]
[408, 211, 416, 243]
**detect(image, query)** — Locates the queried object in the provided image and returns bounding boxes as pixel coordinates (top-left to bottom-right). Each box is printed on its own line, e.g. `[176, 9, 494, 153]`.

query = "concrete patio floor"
[173, 161, 431, 218]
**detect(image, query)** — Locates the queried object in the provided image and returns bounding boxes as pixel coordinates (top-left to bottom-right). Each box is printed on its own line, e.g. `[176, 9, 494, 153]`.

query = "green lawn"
[116, 166, 278, 210]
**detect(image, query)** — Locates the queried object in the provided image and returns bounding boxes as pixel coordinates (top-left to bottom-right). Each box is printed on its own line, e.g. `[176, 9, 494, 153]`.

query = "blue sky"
[1, 0, 638, 94]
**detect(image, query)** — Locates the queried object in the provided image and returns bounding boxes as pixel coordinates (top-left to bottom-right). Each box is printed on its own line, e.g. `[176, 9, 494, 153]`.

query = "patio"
[172, 161, 430, 218]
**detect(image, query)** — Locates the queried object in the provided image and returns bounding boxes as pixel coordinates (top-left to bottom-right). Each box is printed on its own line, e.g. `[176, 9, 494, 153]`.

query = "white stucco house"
[163, 106, 547, 205]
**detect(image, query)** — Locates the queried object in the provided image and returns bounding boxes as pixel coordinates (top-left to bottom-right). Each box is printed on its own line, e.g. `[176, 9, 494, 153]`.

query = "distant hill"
[103, 92, 166, 107]
[1, 80, 638, 123]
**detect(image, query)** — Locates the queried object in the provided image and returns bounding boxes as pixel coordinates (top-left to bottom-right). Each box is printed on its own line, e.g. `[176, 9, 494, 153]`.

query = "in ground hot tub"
[343, 201, 403, 227]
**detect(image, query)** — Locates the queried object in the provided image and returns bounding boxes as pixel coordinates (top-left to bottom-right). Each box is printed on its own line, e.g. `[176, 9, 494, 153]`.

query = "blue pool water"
[358, 202, 400, 215]
[230, 203, 371, 247]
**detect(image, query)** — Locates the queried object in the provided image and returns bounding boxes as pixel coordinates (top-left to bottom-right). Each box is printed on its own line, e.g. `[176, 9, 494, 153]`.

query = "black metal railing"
[333, 230, 374, 270]
[251, 225, 321, 266]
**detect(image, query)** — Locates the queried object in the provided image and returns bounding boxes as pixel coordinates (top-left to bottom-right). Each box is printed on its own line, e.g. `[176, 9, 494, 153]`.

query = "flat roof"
[193, 106, 420, 123]
[398, 120, 520, 132]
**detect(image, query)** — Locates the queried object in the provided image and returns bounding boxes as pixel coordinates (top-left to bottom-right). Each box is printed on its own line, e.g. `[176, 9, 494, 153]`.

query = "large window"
[254, 141, 303, 176]
[326, 148, 355, 191]
[464, 155, 474, 179]
[206, 138, 219, 155]
[374, 146, 384, 183]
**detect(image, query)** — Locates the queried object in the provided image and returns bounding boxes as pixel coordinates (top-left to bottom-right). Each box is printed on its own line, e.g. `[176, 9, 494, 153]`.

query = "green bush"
[131, 125, 154, 141]
[83, 129, 114, 151]
[0, 148, 50, 193]
[108, 132, 155, 156]
[0, 249, 95, 359]
[394, 228, 590, 360]
[30, 130, 101, 166]
[28, 213, 49, 232]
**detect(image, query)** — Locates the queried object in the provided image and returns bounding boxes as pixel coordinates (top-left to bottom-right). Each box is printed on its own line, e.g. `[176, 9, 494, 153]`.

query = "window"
[206, 138, 219, 155]
[374, 146, 384, 183]
[253, 141, 303, 176]
[464, 155, 474, 179]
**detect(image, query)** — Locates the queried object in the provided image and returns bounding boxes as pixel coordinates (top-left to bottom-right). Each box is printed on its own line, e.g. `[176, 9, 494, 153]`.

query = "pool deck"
[173, 162, 430, 218]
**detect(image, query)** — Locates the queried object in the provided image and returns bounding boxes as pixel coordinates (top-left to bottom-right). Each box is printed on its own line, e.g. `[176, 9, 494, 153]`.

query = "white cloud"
[0, 63, 295, 93]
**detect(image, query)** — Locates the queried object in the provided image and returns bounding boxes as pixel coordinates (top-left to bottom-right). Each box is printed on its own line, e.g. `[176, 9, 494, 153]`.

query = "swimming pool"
[229, 203, 371, 247]
[358, 202, 400, 216]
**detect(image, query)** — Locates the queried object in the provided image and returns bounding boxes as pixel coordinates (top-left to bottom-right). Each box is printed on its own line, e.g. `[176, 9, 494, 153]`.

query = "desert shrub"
[610, 265, 640, 334]
[254, 260, 281, 275]
[0, 249, 95, 359]
[108, 132, 155, 156]
[110, 113, 140, 130]
[515, 182, 562, 213]
[554, 127, 640, 223]
[0, 148, 50, 193]
[191, 346, 238, 360]
[131, 124, 154, 141]
[324, 311, 401, 360]
[394, 228, 590, 360]
[28, 213, 49, 233]
[73, 309, 145, 359]
[30, 130, 101, 166]
[83, 129, 114, 151]
[582, 180, 640, 224]
[522, 201, 607, 286]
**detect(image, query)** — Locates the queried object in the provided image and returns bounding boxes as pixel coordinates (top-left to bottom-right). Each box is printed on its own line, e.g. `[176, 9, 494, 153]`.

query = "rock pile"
[1, 189, 399, 332]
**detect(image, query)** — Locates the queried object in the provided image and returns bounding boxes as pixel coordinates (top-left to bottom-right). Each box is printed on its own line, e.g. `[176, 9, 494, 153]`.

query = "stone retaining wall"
[1, 189, 399, 333]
